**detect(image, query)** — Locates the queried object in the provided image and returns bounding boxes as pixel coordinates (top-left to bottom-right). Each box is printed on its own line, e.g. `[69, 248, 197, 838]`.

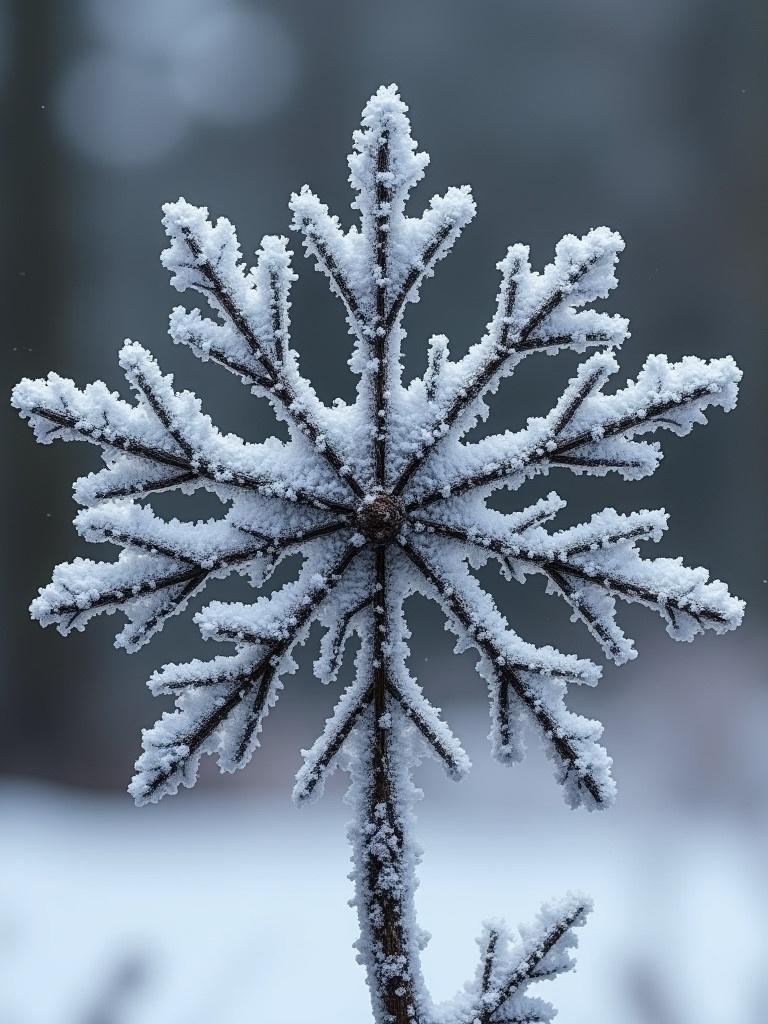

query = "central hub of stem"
[355, 494, 404, 542]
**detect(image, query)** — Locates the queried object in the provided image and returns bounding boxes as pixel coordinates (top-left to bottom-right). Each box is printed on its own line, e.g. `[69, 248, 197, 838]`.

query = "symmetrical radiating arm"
[12, 340, 351, 513]
[290, 85, 476, 485]
[32, 499, 347, 651]
[400, 537, 613, 810]
[295, 559, 471, 805]
[161, 199, 366, 498]
[131, 540, 362, 804]
[412, 503, 744, 665]
[392, 228, 629, 493]
[406, 350, 741, 509]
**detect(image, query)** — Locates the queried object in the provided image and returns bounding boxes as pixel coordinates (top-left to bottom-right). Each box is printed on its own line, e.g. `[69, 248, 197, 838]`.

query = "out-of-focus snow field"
[2, 665, 766, 1024]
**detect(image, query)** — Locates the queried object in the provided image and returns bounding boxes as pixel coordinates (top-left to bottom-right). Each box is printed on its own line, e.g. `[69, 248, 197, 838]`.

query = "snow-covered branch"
[32, 501, 347, 651]
[294, 672, 373, 805]
[291, 87, 474, 342]
[341, 545, 429, 1023]
[399, 538, 613, 810]
[413, 505, 744, 664]
[392, 229, 628, 494]
[162, 200, 366, 499]
[447, 896, 591, 1024]
[407, 351, 740, 509]
[131, 540, 362, 804]
[12, 342, 352, 514]
[291, 86, 475, 487]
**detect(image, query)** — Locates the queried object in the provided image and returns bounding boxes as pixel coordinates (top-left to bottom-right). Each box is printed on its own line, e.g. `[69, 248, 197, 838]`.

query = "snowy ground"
[2, 699, 766, 1024]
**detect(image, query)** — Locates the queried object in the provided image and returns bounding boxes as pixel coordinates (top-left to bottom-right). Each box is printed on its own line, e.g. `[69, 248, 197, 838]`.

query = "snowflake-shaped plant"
[12, 86, 744, 1024]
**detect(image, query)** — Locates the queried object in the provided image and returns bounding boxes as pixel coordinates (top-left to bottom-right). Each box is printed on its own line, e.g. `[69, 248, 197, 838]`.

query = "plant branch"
[386, 679, 467, 779]
[399, 539, 606, 806]
[406, 382, 715, 511]
[179, 226, 366, 498]
[373, 128, 391, 487]
[392, 254, 599, 496]
[383, 223, 453, 334]
[26, 402, 352, 515]
[481, 928, 500, 998]
[298, 221, 367, 338]
[362, 544, 424, 1023]
[473, 905, 586, 1024]
[137, 541, 362, 801]
[294, 681, 373, 803]
[55, 520, 348, 626]
[413, 518, 731, 629]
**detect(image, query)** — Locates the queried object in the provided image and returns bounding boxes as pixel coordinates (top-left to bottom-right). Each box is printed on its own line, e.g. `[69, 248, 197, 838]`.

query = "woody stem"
[351, 546, 425, 1024]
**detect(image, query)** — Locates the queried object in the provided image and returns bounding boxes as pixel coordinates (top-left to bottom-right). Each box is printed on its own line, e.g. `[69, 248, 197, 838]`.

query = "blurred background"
[1, 1, 766, 1021]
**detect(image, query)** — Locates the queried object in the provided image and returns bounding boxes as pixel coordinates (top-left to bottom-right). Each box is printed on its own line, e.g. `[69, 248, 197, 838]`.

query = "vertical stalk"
[373, 128, 391, 488]
[349, 546, 425, 1024]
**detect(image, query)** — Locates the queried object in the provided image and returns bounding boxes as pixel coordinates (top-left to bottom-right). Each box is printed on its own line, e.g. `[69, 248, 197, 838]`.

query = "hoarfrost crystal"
[12, 86, 744, 1023]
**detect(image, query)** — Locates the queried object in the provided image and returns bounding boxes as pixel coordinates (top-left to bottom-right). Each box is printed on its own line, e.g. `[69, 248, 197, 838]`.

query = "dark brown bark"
[363, 545, 423, 1024]
[373, 129, 391, 488]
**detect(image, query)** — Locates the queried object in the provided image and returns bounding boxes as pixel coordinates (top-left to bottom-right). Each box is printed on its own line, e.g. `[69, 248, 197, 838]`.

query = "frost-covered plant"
[12, 86, 744, 1024]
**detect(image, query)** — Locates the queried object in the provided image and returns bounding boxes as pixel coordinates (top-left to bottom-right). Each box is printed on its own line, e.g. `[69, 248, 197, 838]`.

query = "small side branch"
[296, 217, 367, 340]
[386, 679, 469, 781]
[474, 904, 587, 1024]
[383, 222, 453, 334]
[322, 594, 374, 681]
[480, 928, 500, 998]
[294, 681, 373, 804]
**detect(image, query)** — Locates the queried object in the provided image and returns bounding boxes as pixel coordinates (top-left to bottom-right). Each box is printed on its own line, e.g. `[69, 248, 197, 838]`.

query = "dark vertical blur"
[0, 2, 93, 780]
[0, 0, 765, 792]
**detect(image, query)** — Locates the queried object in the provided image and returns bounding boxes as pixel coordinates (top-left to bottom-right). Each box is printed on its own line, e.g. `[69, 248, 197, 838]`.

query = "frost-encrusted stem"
[470, 904, 586, 1024]
[414, 518, 733, 629]
[407, 375, 725, 512]
[393, 253, 601, 496]
[373, 129, 391, 487]
[384, 225, 454, 337]
[353, 546, 425, 1024]
[24, 398, 350, 514]
[177, 225, 366, 499]
[399, 539, 607, 807]
[480, 928, 501, 998]
[298, 219, 367, 339]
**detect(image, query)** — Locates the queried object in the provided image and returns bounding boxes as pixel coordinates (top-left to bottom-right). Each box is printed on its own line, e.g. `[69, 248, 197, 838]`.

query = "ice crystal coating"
[12, 85, 744, 1024]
